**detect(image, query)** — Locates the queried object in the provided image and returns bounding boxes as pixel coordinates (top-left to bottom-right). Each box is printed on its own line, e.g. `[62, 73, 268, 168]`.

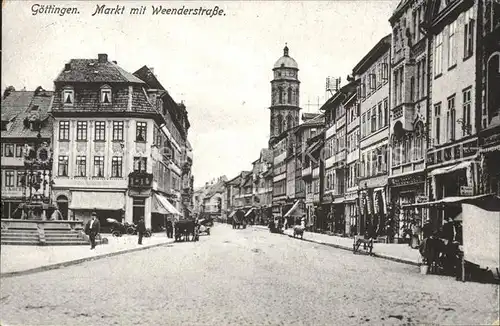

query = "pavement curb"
[283, 233, 419, 266]
[0, 240, 175, 279]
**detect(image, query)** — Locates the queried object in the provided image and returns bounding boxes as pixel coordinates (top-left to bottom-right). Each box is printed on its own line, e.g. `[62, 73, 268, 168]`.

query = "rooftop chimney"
[64, 63, 71, 71]
[98, 53, 108, 63]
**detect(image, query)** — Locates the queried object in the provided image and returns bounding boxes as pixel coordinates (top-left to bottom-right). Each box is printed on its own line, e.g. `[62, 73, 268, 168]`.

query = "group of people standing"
[419, 215, 463, 276]
[84, 213, 147, 250]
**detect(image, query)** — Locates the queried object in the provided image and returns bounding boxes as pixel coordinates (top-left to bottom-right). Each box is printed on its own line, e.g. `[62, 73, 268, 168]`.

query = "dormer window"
[100, 85, 112, 104]
[63, 87, 74, 106]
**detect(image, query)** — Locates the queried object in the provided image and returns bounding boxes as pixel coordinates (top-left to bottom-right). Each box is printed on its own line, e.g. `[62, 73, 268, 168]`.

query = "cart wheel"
[127, 227, 135, 235]
[112, 230, 121, 237]
[145, 230, 152, 238]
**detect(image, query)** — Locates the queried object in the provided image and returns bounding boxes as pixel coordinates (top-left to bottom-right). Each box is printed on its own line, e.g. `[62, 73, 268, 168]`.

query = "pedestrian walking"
[137, 217, 146, 245]
[85, 212, 100, 250]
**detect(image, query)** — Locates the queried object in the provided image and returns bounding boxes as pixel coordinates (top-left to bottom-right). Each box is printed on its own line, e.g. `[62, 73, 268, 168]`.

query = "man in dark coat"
[166, 220, 173, 238]
[137, 217, 146, 245]
[85, 212, 100, 250]
[441, 217, 455, 243]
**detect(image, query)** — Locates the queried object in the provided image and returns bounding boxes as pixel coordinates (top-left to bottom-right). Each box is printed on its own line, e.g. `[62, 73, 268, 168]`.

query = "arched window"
[282, 120, 286, 133]
[278, 87, 283, 104]
[277, 114, 283, 134]
[288, 87, 292, 104]
[56, 195, 69, 220]
[295, 116, 299, 126]
[287, 114, 293, 130]
[270, 117, 275, 135]
[415, 121, 425, 159]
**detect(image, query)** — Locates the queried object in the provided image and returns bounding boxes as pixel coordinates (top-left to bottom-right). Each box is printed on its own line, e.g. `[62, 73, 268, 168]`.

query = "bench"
[353, 235, 374, 255]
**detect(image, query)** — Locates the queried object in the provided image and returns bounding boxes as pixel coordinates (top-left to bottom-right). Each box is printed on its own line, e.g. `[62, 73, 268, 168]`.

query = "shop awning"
[152, 195, 169, 215]
[284, 200, 303, 217]
[428, 161, 472, 176]
[69, 191, 125, 210]
[154, 193, 182, 216]
[244, 207, 255, 217]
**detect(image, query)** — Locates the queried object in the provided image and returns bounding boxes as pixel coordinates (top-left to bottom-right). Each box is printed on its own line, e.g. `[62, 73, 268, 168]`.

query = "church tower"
[269, 44, 301, 144]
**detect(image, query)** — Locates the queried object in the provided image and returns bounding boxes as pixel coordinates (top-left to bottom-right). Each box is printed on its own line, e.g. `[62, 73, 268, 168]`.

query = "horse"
[293, 220, 306, 239]
[174, 219, 197, 242]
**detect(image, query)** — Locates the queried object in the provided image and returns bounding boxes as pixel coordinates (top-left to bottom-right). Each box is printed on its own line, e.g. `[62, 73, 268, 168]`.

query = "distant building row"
[217, 0, 500, 242]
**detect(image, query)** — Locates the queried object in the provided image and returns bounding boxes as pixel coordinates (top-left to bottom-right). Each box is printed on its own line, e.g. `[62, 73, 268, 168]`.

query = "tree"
[3, 86, 15, 99]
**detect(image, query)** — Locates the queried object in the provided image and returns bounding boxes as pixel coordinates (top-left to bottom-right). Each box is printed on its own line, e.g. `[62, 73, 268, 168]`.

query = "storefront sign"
[389, 173, 425, 187]
[460, 186, 474, 196]
[427, 138, 479, 166]
[361, 175, 387, 189]
[416, 195, 428, 203]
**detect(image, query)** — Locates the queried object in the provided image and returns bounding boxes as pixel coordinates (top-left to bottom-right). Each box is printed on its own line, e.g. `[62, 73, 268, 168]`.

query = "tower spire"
[284, 43, 289, 56]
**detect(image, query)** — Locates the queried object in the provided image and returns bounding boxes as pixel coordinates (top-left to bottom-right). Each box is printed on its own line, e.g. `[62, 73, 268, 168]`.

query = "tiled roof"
[302, 112, 320, 121]
[1, 90, 54, 138]
[133, 66, 165, 90]
[1, 91, 34, 121]
[300, 113, 325, 128]
[55, 59, 145, 84]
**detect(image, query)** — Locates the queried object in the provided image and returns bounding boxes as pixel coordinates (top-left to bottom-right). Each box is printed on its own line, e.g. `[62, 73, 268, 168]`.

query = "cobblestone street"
[1, 224, 498, 326]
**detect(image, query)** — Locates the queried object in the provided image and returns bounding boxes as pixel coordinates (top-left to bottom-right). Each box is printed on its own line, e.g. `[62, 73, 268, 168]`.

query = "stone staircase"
[0, 219, 103, 246]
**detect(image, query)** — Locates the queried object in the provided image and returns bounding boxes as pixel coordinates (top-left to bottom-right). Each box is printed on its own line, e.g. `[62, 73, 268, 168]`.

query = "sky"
[2, 0, 399, 188]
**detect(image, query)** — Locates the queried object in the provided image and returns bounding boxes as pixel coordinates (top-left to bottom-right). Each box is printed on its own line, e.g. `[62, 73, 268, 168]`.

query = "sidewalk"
[251, 225, 420, 266]
[1, 233, 174, 277]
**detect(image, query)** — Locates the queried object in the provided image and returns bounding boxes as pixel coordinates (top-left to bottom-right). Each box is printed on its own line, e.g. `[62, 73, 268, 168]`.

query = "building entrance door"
[133, 198, 145, 224]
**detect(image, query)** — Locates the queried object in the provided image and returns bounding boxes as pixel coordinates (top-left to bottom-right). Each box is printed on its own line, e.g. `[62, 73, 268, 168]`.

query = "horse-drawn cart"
[231, 209, 247, 229]
[174, 219, 198, 242]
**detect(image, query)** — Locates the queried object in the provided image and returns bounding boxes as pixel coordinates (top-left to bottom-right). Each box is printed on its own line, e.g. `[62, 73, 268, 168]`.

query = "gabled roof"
[55, 59, 145, 84]
[133, 66, 165, 90]
[320, 81, 357, 112]
[294, 114, 325, 133]
[352, 34, 392, 75]
[302, 112, 320, 121]
[1, 89, 54, 138]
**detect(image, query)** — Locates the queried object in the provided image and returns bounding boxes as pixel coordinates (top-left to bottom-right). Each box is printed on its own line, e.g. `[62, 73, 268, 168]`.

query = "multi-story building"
[353, 35, 391, 238]
[320, 82, 357, 235]
[478, 0, 500, 195]
[345, 87, 361, 236]
[302, 128, 325, 230]
[293, 113, 322, 225]
[388, 0, 429, 241]
[133, 66, 192, 220]
[201, 176, 227, 219]
[424, 0, 483, 229]
[271, 134, 288, 217]
[50, 54, 188, 230]
[225, 171, 251, 218]
[1, 87, 54, 219]
[251, 148, 273, 224]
